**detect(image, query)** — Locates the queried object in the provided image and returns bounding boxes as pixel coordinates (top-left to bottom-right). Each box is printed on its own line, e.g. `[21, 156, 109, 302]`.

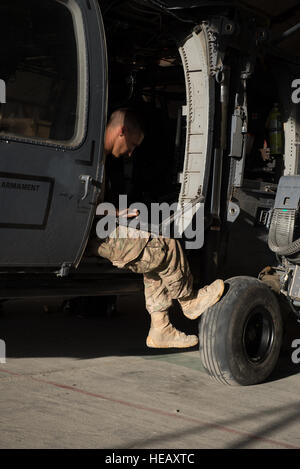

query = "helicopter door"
[0, 0, 107, 272]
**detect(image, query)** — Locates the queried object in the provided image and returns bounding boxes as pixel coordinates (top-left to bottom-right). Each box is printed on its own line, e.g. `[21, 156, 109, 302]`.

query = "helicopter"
[1, 0, 300, 385]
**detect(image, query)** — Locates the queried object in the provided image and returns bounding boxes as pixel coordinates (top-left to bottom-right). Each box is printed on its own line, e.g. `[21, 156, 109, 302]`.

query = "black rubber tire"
[199, 276, 283, 386]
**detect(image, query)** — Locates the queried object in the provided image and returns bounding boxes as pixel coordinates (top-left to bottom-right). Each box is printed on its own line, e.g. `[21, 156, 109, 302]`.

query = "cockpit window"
[0, 0, 87, 148]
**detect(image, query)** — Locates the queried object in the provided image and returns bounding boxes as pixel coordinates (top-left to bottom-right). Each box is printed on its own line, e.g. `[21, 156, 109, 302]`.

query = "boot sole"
[146, 335, 198, 349]
[184, 281, 225, 320]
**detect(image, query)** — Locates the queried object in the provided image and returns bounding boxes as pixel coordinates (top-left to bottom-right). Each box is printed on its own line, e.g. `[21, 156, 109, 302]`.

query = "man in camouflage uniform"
[96, 108, 224, 349]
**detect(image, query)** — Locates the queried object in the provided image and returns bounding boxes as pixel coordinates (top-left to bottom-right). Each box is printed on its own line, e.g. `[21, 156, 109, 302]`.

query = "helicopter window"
[0, 0, 87, 148]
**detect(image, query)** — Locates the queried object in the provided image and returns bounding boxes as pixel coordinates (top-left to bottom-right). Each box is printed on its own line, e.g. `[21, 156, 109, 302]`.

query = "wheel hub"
[242, 307, 274, 364]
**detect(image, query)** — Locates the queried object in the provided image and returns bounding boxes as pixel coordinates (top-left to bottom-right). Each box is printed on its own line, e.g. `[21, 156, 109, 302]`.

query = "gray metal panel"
[178, 26, 215, 205]
[0, 0, 107, 269]
[283, 105, 300, 176]
[289, 265, 300, 300]
[274, 175, 300, 209]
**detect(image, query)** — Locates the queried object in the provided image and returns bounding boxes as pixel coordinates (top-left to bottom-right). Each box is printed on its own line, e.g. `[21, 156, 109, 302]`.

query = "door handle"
[79, 175, 102, 200]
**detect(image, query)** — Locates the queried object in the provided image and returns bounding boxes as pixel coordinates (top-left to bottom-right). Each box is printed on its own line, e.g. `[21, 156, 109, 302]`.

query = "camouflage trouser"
[98, 234, 193, 314]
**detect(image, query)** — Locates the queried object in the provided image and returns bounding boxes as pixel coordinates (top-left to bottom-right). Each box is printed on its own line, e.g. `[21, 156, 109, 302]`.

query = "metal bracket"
[227, 200, 240, 223]
[56, 262, 72, 278]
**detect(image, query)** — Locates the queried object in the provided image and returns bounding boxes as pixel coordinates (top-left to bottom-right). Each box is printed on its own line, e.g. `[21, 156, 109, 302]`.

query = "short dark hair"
[108, 108, 144, 136]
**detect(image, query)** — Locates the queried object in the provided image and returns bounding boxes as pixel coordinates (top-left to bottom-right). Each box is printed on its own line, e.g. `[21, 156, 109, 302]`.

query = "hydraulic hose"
[268, 208, 300, 256]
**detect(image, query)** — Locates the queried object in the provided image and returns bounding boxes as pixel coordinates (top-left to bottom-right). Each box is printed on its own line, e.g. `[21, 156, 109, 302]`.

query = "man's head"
[104, 108, 144, 158]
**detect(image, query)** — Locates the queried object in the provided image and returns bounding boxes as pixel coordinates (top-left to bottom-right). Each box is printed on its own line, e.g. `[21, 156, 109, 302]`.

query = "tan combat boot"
[146, 311, 198, 349]
[179, 279, 225, 320]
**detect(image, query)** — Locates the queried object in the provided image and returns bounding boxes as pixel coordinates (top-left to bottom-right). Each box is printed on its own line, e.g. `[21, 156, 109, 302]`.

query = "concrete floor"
[1, 290, 300, 450]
